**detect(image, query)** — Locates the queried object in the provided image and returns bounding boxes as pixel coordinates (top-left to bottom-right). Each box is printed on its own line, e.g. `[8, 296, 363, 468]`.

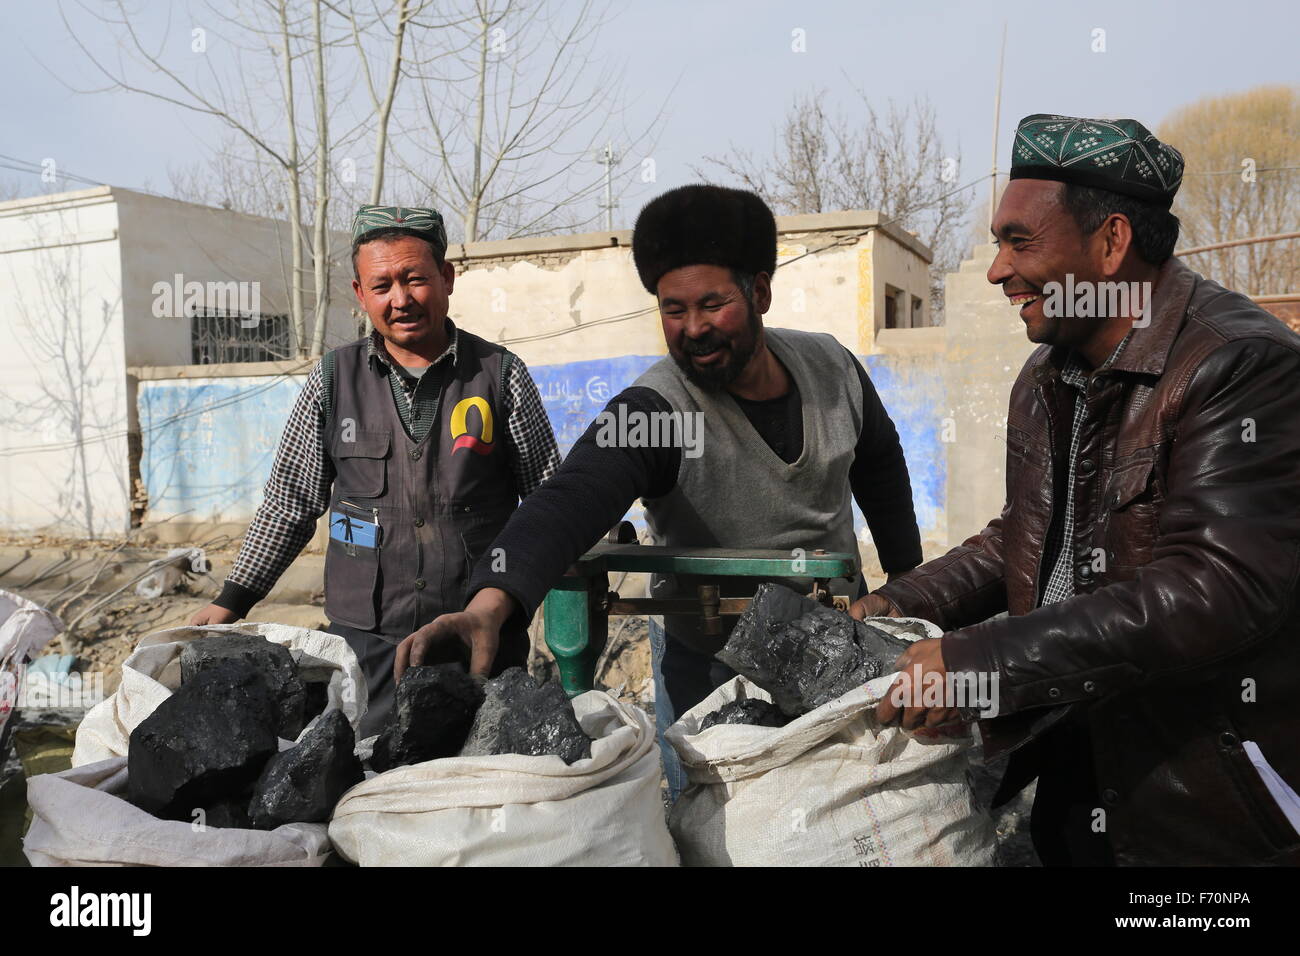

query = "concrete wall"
[942, 244, 1038, 545]
[0, 189, 131, 536]
[0, 185, 365, 536]
[114, 187, 359, 366]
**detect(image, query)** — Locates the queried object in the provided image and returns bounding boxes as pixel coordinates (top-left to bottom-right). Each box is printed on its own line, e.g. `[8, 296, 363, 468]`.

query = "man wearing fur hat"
[399, 185, 923, 794]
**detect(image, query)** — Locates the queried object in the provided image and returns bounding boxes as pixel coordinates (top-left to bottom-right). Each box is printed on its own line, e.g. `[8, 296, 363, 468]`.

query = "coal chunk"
[302, 680, 330, 726]
[181, 633, 307, 740]
[699, 697, 790, 731]
[249, 710, 363, 829]
[370, 664, 484, 772]
[717, 583, 912, 716]
[128, 660, 279, 821]
[459, 667, 591, 764]
[195, 797, 253, 830]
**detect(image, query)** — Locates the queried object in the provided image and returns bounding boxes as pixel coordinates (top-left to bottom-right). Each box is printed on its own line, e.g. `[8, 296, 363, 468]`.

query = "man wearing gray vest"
[397, 185, 922, 793]
[191, 205, 561, 736]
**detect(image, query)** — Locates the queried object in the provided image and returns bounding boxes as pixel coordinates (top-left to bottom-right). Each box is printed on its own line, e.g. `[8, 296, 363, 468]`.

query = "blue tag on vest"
[330, 510, 378, 550]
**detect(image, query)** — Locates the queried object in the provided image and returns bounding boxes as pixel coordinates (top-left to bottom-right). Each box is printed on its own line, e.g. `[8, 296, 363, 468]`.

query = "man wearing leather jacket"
[854, 114, 1300, 866]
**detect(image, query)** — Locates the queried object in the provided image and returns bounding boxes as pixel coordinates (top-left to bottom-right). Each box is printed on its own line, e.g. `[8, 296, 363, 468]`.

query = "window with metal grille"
[190, 308, 293, 364]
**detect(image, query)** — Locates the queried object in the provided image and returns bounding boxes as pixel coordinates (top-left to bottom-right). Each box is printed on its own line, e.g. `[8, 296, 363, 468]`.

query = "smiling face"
[656, 264, 771, 389]
[351, 236, 455, 354]
[988, 179, 1107, 347]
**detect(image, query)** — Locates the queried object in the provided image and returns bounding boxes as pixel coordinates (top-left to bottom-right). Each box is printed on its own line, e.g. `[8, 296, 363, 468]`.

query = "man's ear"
[352, 277, 365, 307]
[752, 272, 773, 314]
[1099, 213, 1135, 277]
[440, 258, 456, 295]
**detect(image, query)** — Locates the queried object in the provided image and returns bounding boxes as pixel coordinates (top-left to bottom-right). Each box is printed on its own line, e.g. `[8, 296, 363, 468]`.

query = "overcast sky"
[3, 0, 1296, 229]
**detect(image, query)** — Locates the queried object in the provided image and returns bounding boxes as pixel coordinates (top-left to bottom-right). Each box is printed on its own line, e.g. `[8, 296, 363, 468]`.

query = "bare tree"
[395, 0, 663, 242]
[1160, 85, 1300, 295]
[697, 89, 972, 319]
[59, 0, 348, 355]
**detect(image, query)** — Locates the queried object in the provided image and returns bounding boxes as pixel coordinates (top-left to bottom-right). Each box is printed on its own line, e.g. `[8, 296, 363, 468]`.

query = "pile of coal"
[369, 664, 485, 772]
[249, 710, 364, 829]
[127, 633, 358, 830]
[716, 583, 912, 716]
[698, 697, 790, 731]
[128, 660, 280, 823]
[180, 632, 307, 740]
[459, 668, 591, 764]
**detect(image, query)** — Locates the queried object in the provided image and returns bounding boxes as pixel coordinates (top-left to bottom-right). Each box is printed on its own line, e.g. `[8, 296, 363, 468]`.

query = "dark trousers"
[327, 621, 398, 740]
[660, 636, 737, 720]
[1027, 713, 1116, 866]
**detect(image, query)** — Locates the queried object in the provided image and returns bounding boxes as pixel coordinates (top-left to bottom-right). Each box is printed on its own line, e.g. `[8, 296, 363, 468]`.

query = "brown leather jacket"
[877, 258, 1300, 865]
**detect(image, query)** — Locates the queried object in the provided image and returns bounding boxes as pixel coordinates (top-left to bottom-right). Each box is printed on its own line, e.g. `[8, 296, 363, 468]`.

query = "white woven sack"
[24, 757, 331, 867]
[329, 690, 678, 867]
[666, 617, 996, 867]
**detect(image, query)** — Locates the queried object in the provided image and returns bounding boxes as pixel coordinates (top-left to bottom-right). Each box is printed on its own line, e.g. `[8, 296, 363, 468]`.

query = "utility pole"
[989, 21, 1007, 234]
[597, 140, 620, 230]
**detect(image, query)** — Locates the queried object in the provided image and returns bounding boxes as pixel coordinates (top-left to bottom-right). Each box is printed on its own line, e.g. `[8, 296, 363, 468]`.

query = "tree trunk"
[310, 0, 331, 357]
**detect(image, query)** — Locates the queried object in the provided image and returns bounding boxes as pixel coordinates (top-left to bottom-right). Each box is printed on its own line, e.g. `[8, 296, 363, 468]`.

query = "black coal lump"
[459, 667, 591, 764]
[128, 660, 280, 821]
[248, 710, 363, 829]
[716, 583, 913, 716]
[699, 697, 791, 731]
[301, 679, 330, 726]
[180, 632, 307, 740]
[195, 796, 254, 830]
[369, 664, 485, 772]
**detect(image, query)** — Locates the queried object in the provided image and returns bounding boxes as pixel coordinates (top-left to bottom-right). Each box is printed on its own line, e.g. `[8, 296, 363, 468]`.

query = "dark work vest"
[322, 332, 518, 642]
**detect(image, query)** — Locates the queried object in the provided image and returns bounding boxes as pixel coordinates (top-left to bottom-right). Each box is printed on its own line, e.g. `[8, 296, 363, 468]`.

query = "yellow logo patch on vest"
[450, 396, 495, 455]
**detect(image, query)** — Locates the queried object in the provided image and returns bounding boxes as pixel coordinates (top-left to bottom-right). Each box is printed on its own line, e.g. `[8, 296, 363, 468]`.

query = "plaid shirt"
[1039, 333, 1132, 607]
[218, 323, 559, 610]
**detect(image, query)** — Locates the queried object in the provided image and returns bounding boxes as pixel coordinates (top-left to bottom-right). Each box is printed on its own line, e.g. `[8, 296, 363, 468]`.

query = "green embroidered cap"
[351, 205, 448, 257]
[1010, 114, 1184, 209]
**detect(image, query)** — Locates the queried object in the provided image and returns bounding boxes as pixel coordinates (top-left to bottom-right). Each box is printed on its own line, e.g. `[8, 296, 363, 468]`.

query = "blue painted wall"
[140, 352, 946, 541]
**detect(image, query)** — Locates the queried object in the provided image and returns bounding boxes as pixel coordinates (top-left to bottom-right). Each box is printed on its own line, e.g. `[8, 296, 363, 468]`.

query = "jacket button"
[409, 449, 422, 461]
[1219, 732, 1238, 748]
[1079, 459, 1096, 476]
[1092, 378, 1105, 392]
[1083, 680, 1096, 693]
[1048, 686, 1061, 699]
[414, 578, 426, 590]
[1101, 788, 1119, 805]
[1078, 564, 1093, 580]
[413, 517, 424, 527]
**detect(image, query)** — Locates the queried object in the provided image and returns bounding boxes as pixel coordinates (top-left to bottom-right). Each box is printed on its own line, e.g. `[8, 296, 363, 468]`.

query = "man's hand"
[189, 604, 240, 626]
[848, 591, 903, 621]
[874, 637, 965, 733]
[395, 587, 518, 683]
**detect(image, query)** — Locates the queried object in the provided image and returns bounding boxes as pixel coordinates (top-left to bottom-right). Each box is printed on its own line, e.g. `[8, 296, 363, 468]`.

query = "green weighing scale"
[541, 523, 859, 696]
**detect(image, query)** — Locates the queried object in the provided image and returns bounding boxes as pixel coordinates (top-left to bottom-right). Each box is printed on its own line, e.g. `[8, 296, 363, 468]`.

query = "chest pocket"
[329, 429, 390, 499]
[1103, 455, 1159, 572]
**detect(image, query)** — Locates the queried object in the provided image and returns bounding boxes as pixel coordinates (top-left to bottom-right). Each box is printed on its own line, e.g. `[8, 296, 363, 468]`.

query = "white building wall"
[0, 188, 131, 536]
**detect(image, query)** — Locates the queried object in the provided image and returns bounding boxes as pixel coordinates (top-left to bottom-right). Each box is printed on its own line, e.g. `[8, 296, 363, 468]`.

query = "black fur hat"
[631, 184, 777, 294]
